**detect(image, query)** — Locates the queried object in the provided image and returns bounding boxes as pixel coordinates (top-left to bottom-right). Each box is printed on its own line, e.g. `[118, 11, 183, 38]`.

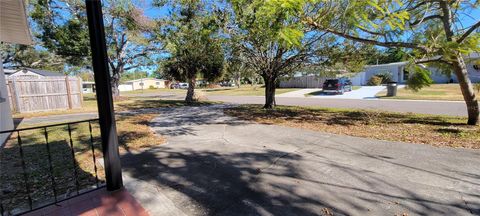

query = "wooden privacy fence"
[6, 76, 83, 113]
[279, 75, 327, 88]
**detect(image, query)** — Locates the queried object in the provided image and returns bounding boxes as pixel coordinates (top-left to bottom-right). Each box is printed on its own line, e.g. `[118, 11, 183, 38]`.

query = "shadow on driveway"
[119, 105, 479, 215]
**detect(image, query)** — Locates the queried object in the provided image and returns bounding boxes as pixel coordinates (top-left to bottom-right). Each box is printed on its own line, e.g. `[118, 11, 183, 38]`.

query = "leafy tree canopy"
[157, 0, 225, 102]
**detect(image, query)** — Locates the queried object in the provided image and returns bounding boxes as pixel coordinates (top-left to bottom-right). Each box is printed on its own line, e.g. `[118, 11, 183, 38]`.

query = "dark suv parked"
[322, 78, 353, 95]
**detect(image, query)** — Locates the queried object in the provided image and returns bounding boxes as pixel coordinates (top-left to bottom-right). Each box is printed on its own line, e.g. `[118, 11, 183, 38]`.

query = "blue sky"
[26, 0, 480, 75]
[143, 0, 170, 19]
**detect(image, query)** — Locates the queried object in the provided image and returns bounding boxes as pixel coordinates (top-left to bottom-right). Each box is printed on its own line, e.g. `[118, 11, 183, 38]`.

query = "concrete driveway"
[276, 86, 399, 99]
[121, 105, 479, 216]
[309, 86, 387, 99]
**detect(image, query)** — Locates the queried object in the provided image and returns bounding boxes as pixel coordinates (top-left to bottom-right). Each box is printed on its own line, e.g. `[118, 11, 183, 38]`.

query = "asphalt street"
[208, 95, 467, 116]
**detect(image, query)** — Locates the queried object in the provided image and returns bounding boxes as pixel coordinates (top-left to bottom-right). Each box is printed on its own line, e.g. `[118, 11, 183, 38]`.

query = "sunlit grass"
[225, 105, 479, 149]
[202, 86, 298, 96]
[376, 84, 464, 101]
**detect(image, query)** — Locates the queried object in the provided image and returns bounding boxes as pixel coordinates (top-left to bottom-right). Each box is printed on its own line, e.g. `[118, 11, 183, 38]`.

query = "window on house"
[156, 82, 160, 85]
[403, 69, 410, 81]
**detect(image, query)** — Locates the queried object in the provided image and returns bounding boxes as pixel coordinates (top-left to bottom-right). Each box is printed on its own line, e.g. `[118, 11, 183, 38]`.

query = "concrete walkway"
[121, 105, 480, 216]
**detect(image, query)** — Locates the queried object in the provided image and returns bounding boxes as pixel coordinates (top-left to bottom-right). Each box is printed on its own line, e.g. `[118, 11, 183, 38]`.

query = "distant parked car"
[170, 83, 180, 89]
[178, 83, 189, 89]
[322, 78, 352, 95]
[219, 81, 235, 87]
[170, 82, 189, 89]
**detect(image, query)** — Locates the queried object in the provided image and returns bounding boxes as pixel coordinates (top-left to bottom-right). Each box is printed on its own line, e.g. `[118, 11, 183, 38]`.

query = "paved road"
[125, 92, 468, 116]
[121, 105, 479, 215]
[16, 92, 467, 127]
[208, 95, 467, 116]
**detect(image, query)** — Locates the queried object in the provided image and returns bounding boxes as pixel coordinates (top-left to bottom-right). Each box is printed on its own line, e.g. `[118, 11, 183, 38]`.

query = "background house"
[120, 78, 166, 91]
[351, 54, 480, 86]
[6, 68, 64, 79]
[82, 81, 96, 93]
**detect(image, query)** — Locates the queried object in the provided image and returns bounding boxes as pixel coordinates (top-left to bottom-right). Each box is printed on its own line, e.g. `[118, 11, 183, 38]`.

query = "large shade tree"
[30, 0, 160, 97]
[1, 44, 64, 71]
[228, 0, 326, 108]
[157, 0, 224, 103]
[229, 0, 370, 108]
[271, 0, 480, 125]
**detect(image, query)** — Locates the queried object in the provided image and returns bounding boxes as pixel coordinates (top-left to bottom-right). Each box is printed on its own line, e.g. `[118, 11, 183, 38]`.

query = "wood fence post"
[78, 78, 84, 107]
[10, 78, 21, 113]
[65, 76, 73, 109]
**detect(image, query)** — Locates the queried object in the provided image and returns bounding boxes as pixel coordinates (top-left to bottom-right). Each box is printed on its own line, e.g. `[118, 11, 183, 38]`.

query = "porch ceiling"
[0, 0, 33, 45]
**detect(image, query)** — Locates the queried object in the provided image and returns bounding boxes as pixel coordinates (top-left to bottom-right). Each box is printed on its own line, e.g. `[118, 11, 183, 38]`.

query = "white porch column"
[0, 55, 14, 147]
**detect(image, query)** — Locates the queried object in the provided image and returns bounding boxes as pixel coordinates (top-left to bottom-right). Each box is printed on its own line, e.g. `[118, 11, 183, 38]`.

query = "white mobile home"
[123, 78, 166, 91]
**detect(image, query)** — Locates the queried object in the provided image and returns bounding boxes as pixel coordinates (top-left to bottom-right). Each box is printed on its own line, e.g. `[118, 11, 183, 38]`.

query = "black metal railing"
[0, 119, 105, 216]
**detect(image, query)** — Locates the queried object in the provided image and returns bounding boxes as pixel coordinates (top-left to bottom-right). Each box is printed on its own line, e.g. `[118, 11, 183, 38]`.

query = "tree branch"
[305, 19, 429, 53]
[457, 20, 480, 43]
[414, 56, 452, 65]
[327, 28, 427, 52]
[409, 15, 442, 27]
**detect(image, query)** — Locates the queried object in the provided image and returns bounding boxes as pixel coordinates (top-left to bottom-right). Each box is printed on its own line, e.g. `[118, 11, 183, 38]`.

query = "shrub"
[367, 76, 382, 86]
[376, 72, 393, 84]
[149, 85, 156, 89]
[405, 66, 433, 91]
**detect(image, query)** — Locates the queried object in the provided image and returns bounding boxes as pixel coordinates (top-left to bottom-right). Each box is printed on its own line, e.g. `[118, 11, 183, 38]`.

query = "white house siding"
[466, 63, 480, 83]
[352, 59, 480, 85]
[351, 62, 405, 85]
[0, 57, 14, 147]
[126, 78, 166, 90]
[350, 72, 366, 86]
[118, 83, 134, 92]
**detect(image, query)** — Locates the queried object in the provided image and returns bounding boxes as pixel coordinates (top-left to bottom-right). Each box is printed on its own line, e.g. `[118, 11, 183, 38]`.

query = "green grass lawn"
[376, 84, 465, 101]
[120, 88, 185, 95]
[305, 86, 362, 97]
[13, 92, 217, 118]
[202, 86, 298, 96]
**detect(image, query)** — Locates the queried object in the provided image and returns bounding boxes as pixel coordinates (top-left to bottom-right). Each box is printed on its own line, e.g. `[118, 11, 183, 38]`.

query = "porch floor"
[23, 188, 148, 216]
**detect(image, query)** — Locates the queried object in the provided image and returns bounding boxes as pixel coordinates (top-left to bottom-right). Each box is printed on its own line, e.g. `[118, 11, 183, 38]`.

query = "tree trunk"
[111, 78, 120, 99]
[452, 55, 479, 125]
[235, 76, 241, 88]
[185, 77, 196, 103]
[111, 69, 121, 99]
[263, 75, 276, 109]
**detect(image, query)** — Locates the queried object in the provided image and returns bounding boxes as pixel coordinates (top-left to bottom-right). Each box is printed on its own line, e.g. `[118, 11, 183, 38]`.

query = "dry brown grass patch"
[224, 105, 480, 149]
